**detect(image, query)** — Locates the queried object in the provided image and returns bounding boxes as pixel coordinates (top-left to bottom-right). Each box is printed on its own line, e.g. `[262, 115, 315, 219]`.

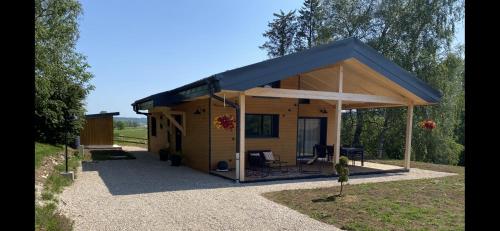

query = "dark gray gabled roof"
[85, 112, 120, 118]
[133, 37, 441, 108]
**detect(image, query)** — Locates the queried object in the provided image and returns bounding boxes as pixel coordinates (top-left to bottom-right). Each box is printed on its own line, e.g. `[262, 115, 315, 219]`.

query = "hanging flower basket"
[214, 114, 236, 131]
[419, 119, 436, 130]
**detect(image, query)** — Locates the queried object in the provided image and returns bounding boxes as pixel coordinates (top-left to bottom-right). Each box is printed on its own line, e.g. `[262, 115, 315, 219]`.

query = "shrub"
[35, 203, 74, 231]
[335, 156, 350, 196]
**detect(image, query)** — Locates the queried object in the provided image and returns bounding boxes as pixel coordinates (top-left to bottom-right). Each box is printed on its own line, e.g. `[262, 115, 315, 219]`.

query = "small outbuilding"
[80, 112, 120, 146]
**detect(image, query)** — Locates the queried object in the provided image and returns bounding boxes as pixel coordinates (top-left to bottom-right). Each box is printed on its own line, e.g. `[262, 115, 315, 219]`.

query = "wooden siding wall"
[210, 98, 238, 170]
[146, 76, 340, 172]
[148, 99, 210, 172]
[210, 76, 338, 169]
[80, 117, 114, 145]
[173, 99, 209, 172]
[148, 112, 168, 155]
[244, 78, 299, 166]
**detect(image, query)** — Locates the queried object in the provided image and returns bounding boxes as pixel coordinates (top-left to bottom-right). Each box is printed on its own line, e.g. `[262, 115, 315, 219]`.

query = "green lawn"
[114, 127, 147, 148]
[35, 142, 63, 169]
[114, 126, 147, 139]
[263, 161, 464, 231]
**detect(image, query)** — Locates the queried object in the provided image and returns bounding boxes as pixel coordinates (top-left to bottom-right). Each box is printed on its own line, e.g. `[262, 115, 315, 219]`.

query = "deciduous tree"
[35, 0, 94, 144]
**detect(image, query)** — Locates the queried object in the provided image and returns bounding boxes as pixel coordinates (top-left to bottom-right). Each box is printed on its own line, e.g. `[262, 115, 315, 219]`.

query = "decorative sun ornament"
[214, 114, 236, 131]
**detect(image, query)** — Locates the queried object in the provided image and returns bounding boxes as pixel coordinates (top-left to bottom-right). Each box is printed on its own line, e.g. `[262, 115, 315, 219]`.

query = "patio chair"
[261, 150, 288, 173]
[326, 145, 334, 162]
[303, 144, 329, 173]
[314, 144, 329, 170]
[247, 151, 268, 177]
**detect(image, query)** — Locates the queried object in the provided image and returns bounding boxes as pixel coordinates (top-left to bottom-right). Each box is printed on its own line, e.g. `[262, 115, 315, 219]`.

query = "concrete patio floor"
[59, 147, 455, 231]
[211, 159, 405, 182]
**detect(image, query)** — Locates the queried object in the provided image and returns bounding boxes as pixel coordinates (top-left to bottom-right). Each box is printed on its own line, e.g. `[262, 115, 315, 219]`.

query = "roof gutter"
[132, 104, 151, 116]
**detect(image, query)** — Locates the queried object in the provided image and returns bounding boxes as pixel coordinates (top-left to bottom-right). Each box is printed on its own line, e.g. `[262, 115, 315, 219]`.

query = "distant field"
[114, 127, 147, 148]
[114, 127, 147, 139]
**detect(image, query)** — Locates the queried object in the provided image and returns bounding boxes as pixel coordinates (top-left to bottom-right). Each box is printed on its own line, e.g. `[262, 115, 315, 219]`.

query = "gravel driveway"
[59, 147, 455, 231]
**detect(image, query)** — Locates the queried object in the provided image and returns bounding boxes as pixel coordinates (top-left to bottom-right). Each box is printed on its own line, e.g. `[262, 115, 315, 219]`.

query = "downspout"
[207, 80, 212, 174]
[208, 81, 241, 183]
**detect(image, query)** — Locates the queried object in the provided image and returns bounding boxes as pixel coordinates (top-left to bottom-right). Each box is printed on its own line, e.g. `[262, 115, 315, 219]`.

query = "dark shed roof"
[133, 37, 441, 108]
[85, 112, 120, 118]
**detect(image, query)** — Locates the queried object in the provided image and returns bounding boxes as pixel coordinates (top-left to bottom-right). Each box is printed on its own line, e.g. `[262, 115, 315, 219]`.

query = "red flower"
[419, 119, 436, 130]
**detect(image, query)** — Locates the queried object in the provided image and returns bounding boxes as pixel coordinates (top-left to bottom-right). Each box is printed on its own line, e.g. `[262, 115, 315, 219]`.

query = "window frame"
[245, 114, 279, 138]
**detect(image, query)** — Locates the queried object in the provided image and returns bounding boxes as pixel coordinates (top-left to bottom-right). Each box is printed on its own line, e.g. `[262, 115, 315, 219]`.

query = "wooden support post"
[334, 65, 343, 165]
[181, 112, 186, 136]
[239, 93, 246, 182]
[163, 113, 185, 136]
[404, 102, 414, 170]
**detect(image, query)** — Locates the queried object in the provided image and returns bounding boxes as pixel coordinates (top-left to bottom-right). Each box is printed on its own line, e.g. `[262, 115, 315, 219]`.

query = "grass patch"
[36, 145, 81, 231]
[88, 150, 136, 161]
[263, 161, 464, 231]
[35, 142, 63, 169]
[41, 191, 55, 201]
[370, 159, 464, 175]
[45, 152, 81, 194]
[35, 203, 74, 231]
[114, 127, 147, 139]
[114, 127, 147, 148]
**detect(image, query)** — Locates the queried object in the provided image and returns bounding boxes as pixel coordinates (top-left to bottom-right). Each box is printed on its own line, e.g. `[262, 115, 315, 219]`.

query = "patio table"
[340, 147, 364, 166]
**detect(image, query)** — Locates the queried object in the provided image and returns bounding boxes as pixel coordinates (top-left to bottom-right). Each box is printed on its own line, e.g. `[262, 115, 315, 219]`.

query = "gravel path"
[59, 147, 455, 231]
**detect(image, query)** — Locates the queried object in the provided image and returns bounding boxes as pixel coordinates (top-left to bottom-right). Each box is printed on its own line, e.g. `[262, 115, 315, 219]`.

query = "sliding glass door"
[297, 118, 327, 158]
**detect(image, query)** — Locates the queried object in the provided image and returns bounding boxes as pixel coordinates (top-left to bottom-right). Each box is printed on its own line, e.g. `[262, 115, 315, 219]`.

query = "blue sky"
[77, 0, 464, 117]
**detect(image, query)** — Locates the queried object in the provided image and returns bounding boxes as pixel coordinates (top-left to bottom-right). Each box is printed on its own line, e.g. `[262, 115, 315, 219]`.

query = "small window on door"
[151, 117, 157, 137]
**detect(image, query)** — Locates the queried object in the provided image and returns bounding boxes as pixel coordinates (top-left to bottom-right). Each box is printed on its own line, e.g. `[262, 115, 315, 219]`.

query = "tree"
[412, 48, 464, 164]
[35, 0, 94, 144]
[263, 0, 465, 165]
[320, 0, 377, 42]
[260, 10, 298, 58]
[295, 0, 324, 51]
[115, 121, 125, 130]
[323, 0, 464, 164]
[335, 156, 349, 196]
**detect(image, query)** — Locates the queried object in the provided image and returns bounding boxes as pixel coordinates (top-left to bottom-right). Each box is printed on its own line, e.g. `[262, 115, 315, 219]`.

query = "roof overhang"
[132, 37, 441, 109]
[85, 112, 120, 118]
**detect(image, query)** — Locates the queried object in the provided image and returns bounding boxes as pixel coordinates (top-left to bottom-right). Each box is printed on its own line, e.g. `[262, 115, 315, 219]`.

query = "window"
[151, 117, 157, 136]
[298, 98, 310, 104]
[245, 114, 279, 138]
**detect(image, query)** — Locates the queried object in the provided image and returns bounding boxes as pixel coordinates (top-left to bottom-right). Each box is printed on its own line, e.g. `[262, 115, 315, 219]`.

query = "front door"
[297, 117, 327, 158]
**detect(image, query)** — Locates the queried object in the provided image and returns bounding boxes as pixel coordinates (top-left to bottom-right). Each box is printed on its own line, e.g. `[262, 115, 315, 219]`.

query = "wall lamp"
[194, 107, 206, 115]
